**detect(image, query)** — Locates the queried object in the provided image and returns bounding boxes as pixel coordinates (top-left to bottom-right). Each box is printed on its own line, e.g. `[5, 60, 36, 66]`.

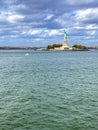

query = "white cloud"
[28, 30, 40, 35]
[74, 24, 98, 30]
[22, 29, 42, 35]
[3, 0, 16, 4]
[90, 31, 96, 35]
[7, 14, 25, 23]
[35, 38, 44, 41]
[86, 24, 98, 29]
[48, 30, 61, 36]
[0, 11, 25, 23]
[44, 14, 54, 20]
[10, 35, 18, 38]
[75, 8, 98, 22]
[87, 30, 96, 36]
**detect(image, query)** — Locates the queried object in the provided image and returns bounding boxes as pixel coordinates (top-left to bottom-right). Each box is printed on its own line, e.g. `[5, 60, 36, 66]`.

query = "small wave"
[25, 53, 29, 56]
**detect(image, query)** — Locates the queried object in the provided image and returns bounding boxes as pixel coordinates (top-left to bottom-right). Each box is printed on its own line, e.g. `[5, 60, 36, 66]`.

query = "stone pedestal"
[63, 40, 69, 48]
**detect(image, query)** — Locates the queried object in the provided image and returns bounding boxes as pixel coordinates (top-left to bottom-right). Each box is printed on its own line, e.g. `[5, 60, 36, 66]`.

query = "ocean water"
[0, 50, 98, 130]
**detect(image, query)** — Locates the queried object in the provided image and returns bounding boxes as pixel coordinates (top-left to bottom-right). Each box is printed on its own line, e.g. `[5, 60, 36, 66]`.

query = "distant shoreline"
[0, 46, 38, 50]
[0, 46, 98, 50]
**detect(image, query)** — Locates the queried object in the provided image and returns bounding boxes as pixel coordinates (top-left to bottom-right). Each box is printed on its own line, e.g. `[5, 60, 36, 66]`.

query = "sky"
[0, 0, 98, 47]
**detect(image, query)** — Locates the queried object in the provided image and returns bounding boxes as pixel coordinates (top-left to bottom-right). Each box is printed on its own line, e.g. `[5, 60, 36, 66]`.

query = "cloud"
[75, 8, 98, 23]
[66, 0, 94, 5]
[44, 14, 54, 20]
[87, 30, 96, 35]
[0, 0, 98, 46]
[48, 30, 62, 36]
[7, 14, 25, 23]
[22, 29, 42, 35]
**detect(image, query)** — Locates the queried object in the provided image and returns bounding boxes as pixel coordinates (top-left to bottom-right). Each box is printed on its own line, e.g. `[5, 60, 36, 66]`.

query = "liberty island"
[47, 30, 71, 50]
[47, 30, 89, 51]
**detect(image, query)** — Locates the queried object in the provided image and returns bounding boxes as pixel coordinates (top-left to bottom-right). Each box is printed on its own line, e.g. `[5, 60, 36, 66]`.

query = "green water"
[0, 50, 98, 130]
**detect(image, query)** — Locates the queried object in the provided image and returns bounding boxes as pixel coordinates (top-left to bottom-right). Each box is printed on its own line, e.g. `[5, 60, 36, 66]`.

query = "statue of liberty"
[63, 30, 69, 48]
[64, 30, 67, 41]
